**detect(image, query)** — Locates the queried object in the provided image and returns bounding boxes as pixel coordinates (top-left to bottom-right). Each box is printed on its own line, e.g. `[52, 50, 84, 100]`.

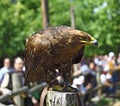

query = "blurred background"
[0, 0, 120, 106]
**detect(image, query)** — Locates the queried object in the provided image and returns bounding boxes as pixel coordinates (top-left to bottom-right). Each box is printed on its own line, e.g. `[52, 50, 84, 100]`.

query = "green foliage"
[0, 0, 42, 57]
[95, 97, 110, 106]
[72, 0, 120, 56]
[0, 0, 120, 57]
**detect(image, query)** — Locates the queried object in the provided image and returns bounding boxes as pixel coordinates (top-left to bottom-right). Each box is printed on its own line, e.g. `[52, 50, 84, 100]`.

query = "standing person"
[13, 57, 25, 84]
[0, 58, 14, 84]
[108, 52, 118, 92]
[13, 57, 33, 106]
[12, 57, 25, 106]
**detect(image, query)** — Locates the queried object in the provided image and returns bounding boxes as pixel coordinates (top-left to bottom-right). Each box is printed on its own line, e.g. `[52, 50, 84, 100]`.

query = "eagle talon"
[61, 83, 77, 92]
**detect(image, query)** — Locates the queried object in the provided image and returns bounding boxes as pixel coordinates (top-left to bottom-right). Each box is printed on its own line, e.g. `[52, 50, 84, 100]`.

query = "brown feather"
[25, 26, 95, 85]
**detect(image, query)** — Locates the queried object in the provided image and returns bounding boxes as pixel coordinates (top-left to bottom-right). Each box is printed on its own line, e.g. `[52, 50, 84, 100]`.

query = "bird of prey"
[25, 26, 98, 86]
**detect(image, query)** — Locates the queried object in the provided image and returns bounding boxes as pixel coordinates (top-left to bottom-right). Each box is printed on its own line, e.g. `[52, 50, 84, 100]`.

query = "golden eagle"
[25, 26, 97, 85]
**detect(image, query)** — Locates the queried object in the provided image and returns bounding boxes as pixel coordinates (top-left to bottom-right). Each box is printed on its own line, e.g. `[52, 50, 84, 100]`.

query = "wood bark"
[46, 91, 81, 106]
[41, 0, 49, 28]
[12, 73, 24, 106]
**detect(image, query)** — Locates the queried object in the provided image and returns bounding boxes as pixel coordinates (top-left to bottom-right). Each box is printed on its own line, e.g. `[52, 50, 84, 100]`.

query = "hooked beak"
[90, 37, 98, 47]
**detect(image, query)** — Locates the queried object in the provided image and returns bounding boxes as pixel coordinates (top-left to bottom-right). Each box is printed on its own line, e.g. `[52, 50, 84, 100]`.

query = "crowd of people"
[0, 52, 120, 105]
[72, 52, 120, 105]
[0, 57, 27, 105]
[0, 57, 40, 106]
[0, 57, 24, 91]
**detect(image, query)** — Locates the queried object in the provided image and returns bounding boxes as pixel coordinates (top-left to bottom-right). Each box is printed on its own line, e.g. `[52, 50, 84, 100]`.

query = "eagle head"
[69, 29, 98, 47]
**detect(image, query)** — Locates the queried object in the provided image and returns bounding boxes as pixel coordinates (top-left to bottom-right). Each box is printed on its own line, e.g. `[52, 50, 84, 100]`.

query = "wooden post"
[12, 73, 25, 106]
[70, 3, 78, 74]
[70, 0, 78, 75]
[72, 64, 79, 75]
[41, 0, 49, 28]
[70, 6, 76, 29]
[96, 66, 102, 97]
[46, 91, 81, 106]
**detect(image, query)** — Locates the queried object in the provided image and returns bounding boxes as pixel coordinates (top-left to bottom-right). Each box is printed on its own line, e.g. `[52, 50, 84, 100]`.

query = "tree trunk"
[41, 0, 49, 28]
[70, 6, 76, 29]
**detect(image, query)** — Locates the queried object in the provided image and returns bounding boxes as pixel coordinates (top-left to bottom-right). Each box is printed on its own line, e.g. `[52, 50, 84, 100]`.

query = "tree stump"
[46, 91, 81, 106]
[12, 73, 24, 106]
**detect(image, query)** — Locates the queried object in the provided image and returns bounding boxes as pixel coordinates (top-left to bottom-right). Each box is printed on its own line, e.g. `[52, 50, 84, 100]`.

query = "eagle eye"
[86, 37, 90, 41]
